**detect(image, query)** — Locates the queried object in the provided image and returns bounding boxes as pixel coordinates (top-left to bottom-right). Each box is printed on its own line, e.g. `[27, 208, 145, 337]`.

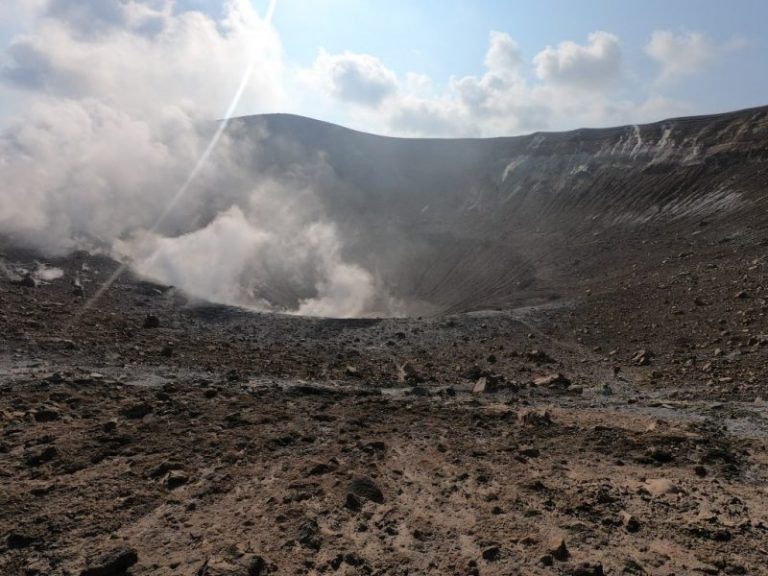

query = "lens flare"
[78, 0, 280, 317]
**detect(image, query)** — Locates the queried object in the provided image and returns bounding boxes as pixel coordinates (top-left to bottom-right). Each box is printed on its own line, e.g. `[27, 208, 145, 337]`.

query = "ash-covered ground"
[1, 221, 768, 576]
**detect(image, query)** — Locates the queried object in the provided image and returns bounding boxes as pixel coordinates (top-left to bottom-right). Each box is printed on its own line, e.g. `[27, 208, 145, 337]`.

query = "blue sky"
[0, 1, 766, 136]
[272, 0, 767, 116]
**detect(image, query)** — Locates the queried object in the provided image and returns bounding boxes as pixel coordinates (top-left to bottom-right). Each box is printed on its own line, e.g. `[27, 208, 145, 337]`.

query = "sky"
[0, 0, 766, 137]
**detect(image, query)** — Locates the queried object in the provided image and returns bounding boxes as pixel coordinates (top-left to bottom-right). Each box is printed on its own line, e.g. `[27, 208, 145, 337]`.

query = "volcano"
[228, 105, 768, 315]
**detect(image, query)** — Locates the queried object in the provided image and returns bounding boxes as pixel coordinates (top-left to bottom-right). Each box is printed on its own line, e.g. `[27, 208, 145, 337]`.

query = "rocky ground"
[1, 237, 768, 576]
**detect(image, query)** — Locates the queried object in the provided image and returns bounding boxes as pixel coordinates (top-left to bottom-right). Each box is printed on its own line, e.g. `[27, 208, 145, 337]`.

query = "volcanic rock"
[344, 493, 362, 512]
[533, 373, 571, 388]
[25, 445, 58, 467]
[7, 531, 37, 549]
[527, 349, 555, 364]
[19, 274, 37, 288]
[549, 538, 570, 561]
[120, 402, 152, 419]
[166, 470, 189, 489]
[572, 563, 604, 576]
[642, 478, 680, 497]
[632, 350, 653, 366]
[349, 476, 384, 504]
[80, 546, 138, 576]
[298, 519, 321, 550]
[482, 545, 501, 562]
[247, 556, 267, 576]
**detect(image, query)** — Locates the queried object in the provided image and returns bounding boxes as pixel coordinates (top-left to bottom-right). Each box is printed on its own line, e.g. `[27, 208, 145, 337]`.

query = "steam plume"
[0, 0, 401, 318]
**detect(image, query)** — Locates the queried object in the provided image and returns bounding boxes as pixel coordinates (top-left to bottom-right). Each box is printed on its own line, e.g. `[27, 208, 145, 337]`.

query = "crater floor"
[1, 222, 767, 575]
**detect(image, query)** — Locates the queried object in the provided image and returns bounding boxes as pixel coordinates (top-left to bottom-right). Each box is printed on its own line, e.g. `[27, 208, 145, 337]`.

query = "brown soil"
[1, 236, 767, 576]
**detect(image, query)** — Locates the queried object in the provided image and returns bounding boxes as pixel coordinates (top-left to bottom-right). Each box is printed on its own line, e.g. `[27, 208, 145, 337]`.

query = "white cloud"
[533, 31, 622, 88]
[305, 29, 687, 138]
[0, 1, 47, 25]
[645, 30, 716, 81]
[308, 50, 398, 107]
[1, 0, 284, 118]
[484, 31, 522, 76]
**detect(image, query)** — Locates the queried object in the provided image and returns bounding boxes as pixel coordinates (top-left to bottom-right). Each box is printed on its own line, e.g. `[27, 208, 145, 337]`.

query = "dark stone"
[308, 462, 334, 476]
[247, 556, 267, 576]
[298, 519, 321, 550]
[349, 476, 384, 504]
[550, 539, 569, 562]
[649, 448, 674, 463]
[572, 562, 604, 576]
[344, 493, 362, 512]
[482, 545, 501, 562]
[80, 546, 138, 576]
[143, 314, 160, 329]
[33, 409, 60, 423]
[7, 531, 37, 549]
[25, 446, 58, 467]
[19, 274, 37, 288]
[463, 365, 489, 380]
[360, 441, 387, 455]
[625, 515, 640, 533]
[166, 470, 189, 489]
[400, 362, 425, 384]
[344, 553, 364, 567]
[527, 349, 555, 364]
[120, 403, 152, 420]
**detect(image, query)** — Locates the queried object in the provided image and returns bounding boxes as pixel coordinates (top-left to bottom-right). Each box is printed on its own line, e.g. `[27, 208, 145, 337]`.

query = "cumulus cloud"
[306, 29, 682, 137]
[645, 30, 716, 81]
[0, 1, 47, 25]
[2, 0, 283, 117]
[46, 0, 134, 36]
[484, 31, 522, 76]
[533, 31, 622, 88]
[0, 0, 400, 317]
[308, 50, 398, 107]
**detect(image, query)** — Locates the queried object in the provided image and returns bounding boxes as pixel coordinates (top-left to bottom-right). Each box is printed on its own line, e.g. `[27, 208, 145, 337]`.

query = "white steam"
[0, 0, 401, 317]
